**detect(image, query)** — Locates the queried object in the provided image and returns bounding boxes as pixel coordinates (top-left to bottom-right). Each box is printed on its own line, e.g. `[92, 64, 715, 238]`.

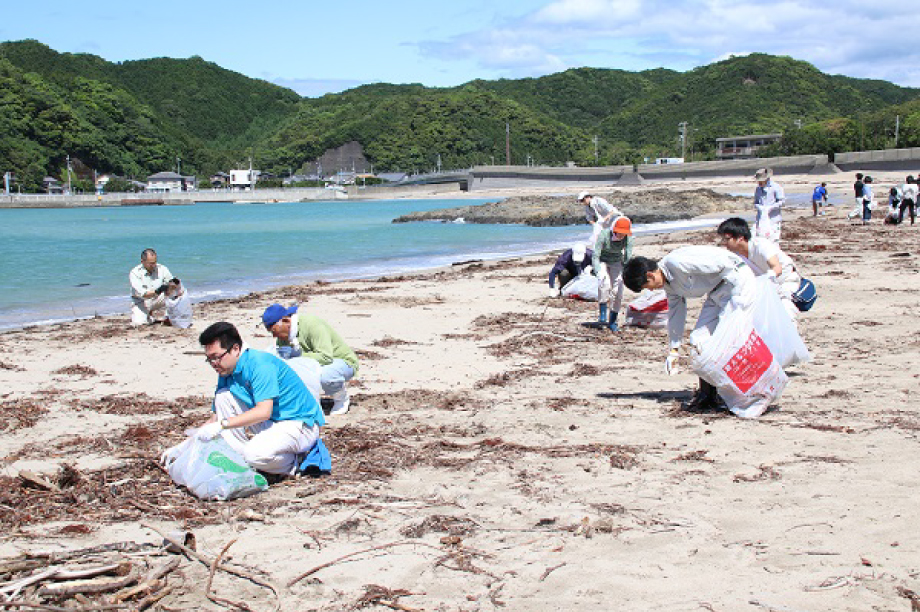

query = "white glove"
[583, 265, 593, 276]
[766, 270, 779, 284]
[665, 349, 680, 376]
[196, 421, 223, 441]
[159, 439, 189, 467]
[548, 286, 560, 298]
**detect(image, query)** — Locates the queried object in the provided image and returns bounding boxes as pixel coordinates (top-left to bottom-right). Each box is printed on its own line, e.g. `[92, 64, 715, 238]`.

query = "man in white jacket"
[623, 245, 756, 411]
[578, 191, 622, 245]
[753, 168, 784, 244]
[128, 248, 173, 325]
[717, 217, 801, 324]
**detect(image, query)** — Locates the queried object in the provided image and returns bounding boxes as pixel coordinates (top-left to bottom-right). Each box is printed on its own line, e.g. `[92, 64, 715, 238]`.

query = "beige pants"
[597, 261, 625, 316]
[131, 295, 167, 325]
[213, 390, 320, 475]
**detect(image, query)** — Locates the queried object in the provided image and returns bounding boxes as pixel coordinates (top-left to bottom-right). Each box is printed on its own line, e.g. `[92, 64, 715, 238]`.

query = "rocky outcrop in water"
[392, 188, 747, 226]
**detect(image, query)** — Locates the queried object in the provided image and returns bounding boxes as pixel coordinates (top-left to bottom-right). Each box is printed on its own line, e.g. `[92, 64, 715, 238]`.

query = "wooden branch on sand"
[142, 523, 281, 612]
[288, 540, 447, 588]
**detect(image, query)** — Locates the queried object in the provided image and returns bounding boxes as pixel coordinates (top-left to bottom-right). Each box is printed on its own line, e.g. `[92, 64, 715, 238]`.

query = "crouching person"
[196, 322, 325, 476]
[623, 246, 755, 412]
[717, 217, 802, 324]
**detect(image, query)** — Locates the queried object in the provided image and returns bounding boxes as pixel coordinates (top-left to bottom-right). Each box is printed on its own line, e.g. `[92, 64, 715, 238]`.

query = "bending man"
[129, 248, 172, 325]
[623, 246, 755, 411]
[262, 304, 359, 415]
[717, 217, 801, 323]
[548, 244, 593, 297]
[196, 321, 325, 476]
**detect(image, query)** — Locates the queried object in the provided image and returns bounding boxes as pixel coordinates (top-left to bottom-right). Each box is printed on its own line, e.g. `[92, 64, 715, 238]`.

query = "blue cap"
[261, 303, 297, 328]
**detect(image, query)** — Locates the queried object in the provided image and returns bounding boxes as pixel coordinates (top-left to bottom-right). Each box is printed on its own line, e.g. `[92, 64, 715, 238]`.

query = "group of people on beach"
[551, 168, 808, 414]
[130, 249, 359, 478]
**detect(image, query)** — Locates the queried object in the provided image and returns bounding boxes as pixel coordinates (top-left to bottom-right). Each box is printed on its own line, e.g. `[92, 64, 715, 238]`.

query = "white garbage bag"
[691, 276, 809, 418]
[561, 272, 599, 302]
[624, 289, 668, 328]
[162, 434, 268, 500]
[281, 356, 323, 402]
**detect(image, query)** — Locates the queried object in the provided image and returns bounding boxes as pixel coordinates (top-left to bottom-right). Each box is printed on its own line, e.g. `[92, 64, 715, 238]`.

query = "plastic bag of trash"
[561, 272, 599, 301]
[691, 276, 809, 418]
[280, 356, 323, 402]
[624, 289, 668, 328]
[162, 434, 268, 501]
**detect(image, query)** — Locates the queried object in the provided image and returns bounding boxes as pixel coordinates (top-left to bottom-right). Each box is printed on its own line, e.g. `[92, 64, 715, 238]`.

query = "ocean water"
[0, 198, 724, 330]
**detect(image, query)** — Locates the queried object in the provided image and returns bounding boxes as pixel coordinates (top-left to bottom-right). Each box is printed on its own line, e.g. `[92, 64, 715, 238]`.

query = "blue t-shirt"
[214, 349, 325, 426]
[812, 185, 827, 201]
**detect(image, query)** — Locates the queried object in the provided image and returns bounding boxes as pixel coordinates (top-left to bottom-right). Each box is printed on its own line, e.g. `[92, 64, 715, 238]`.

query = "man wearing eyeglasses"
[195, 321, 326, 476]
[261, 303, 358, 416]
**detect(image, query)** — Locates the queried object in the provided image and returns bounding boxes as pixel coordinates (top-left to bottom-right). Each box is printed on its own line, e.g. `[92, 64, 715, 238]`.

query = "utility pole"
[895, 114, 900, 147]
[678, 123, 688, 160]
[593, 135, 599, 164]
[437, 153, 442, 173]
[505, 122, 511, 166]
[794, 119, 802, 129]
[177, 156, 181, 176]
[66, 155, 72, 194]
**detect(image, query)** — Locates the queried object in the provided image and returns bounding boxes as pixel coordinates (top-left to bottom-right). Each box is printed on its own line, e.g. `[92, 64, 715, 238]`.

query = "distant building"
[210, 172, 229, 188]
[377, 172, 407, 183]
[147, 171, 195, 192]
[43, 177, 64, 194]
[229, 169, 257, 190]
[716, 134, 782, 160]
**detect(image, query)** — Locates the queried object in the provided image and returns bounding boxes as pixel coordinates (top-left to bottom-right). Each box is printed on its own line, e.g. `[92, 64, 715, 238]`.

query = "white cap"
[572, 244, 587, 261]
[577, 191, 590, 201]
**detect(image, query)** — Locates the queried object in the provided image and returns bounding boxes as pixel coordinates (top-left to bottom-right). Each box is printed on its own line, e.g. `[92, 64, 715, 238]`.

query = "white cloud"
[414, 0, 920, 87]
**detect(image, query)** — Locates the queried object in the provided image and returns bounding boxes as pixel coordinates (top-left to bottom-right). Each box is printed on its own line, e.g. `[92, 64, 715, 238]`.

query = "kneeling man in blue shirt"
[195, 321, 326, 475]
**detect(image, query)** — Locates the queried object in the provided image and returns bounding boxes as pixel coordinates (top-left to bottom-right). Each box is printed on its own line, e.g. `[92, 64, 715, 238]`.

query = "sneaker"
[330, 395, 350, 415]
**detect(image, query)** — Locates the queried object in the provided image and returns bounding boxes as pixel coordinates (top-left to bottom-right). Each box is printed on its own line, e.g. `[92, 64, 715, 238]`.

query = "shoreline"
[1, 202, 918, 610]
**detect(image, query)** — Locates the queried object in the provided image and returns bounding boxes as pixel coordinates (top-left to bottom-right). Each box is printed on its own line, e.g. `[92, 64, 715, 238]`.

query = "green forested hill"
[258, 83, 593, 171]
[2, 40, 920, 192]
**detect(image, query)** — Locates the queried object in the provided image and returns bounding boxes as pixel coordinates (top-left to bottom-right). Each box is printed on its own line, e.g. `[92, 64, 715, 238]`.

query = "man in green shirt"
[262, 304, 359, 415]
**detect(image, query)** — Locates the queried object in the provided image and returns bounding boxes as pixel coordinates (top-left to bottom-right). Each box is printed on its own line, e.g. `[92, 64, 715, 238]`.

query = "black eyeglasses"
[205, 348, 231, 364]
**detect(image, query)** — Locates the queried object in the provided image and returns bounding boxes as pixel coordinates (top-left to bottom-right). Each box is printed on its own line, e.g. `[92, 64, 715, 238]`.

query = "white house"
[146, 171, 195, 192]
[230, 169, 258, 190]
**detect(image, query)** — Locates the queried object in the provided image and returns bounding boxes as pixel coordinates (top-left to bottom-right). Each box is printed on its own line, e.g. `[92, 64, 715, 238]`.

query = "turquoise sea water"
[0, 197, 723, 330]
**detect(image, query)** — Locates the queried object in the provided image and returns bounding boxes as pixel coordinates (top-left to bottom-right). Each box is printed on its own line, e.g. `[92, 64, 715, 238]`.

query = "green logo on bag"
[206, 451, 249, 473]
[254, 474, 268, 487]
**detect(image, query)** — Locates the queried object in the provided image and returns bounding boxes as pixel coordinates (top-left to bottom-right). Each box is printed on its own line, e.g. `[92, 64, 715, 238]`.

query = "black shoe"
[684, 389, 716, 412]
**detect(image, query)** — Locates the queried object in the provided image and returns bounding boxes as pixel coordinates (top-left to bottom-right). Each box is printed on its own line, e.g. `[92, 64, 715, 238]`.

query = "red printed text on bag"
[722, 330, 773, 393]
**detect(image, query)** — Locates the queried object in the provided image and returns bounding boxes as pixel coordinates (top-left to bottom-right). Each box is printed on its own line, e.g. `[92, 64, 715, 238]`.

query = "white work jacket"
[753, 180, 785, 231]
[660, 246, 750, 349]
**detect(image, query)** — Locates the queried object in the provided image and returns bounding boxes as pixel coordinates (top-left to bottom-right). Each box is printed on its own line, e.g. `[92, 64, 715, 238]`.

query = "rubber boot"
[686, 379, 716, 412]
[608, 312, 619, 332]
[598, 303, 608, 325]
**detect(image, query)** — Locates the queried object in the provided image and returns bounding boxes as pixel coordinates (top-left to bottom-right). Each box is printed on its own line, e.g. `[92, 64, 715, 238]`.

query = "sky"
[4, 0, 919, 98]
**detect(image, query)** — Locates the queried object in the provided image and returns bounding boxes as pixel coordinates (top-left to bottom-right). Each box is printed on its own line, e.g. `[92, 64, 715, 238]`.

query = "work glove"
[583, 265, 593, 276]
[195, 421, 223, 441]
[766, 270, 779, 284]
[159, 439, 189, 467]
[547, 286, 560, 298]
[665, 349, 680, 376]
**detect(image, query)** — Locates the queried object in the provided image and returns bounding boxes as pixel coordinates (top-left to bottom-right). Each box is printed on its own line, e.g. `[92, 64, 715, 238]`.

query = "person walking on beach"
[753, 168, 784, 243]
[717, 217, 802, 323]
[899, 176, 917, 225]
[193, 321, 326, 476]
[262, 304, 359, 415]
[593, 216, 633, 331]
[129, 248, 173, 326]
[812, 182, 828, 216]
[849, 173, 865, 220]
[623, 246, 755, 412]
[548, 244, 593, 297]
[579, 191, 622, 245]
[861, 176, 875, 224]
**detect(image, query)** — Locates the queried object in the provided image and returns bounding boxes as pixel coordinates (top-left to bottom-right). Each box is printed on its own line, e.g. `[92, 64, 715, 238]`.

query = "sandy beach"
[1, 171, 919, 611]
